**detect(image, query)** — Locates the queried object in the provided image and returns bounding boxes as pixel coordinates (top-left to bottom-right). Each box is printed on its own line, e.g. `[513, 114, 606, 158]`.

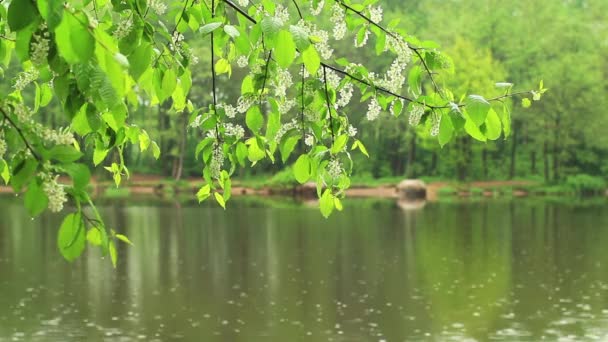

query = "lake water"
[0, 196, 607, 341]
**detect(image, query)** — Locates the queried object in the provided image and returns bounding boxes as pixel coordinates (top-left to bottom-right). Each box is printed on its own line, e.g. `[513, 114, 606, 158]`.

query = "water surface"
[1, 196, 607, 341]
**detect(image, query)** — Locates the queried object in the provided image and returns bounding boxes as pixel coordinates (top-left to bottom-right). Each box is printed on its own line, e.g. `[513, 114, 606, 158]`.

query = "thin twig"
[322, 66, 335, 144]
[0, 107, 41, 161]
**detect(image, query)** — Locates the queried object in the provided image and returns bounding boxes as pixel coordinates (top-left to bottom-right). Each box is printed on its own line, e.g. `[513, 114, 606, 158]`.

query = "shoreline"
[2, 176, 605, 200]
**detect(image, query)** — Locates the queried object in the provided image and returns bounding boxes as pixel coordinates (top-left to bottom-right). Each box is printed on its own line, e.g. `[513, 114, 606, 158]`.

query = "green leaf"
[54, 12, 94, 64]
[87, 228, 103, 246]
[319, 189, 334, 218]
[196, 184, 211, 202]
[275, 30, 296, 68]
[279, 135, 299, 163]
[464, 116, 487, 142]
[247, 138, 266, 162]
[8, 0, 38, 32]
[215, 58, 232, 77]
[408, 66, 422, 97]
[1, 160, 10, 184]
[289, 25, 310, 50]
[57, 212, 86, 262]
[522, 98, 531, 108]
[47, 145, 83, 163]
[223, 25, 240, 38]
[37, 0, 63, 30]
[93, 146, 108, 166]
[331, 135, 348, 154]
[484, 108, 502, 140]
[63, 163, 91, 190]
[200, 22, 222, 35]
[261, 17, 281, 40]
[438, 114, 454, 147]
[246, 106, 264, 134]
[293, 154, 312, 184]
[139, 130, 151, 151]
[151, 142, 161, 159]
[115, 234, 133, 246]
[351, 140, 369, 157]
[465, 95, 490, 126]
[11, 159, 38, 191]
[109, 240, 117, 267]
[24, 180, 48, 217]
[302, 45, 320, 76]
[159, 68, 177, 102]
[214, 192, 226, 209]
[71, 105, 93, 135]
[128, 43, 152, 81]
[236, 142, 248, 166]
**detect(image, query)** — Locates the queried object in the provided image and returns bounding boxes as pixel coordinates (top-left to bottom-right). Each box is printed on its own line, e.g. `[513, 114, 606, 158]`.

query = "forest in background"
[4, 0, 607, 187]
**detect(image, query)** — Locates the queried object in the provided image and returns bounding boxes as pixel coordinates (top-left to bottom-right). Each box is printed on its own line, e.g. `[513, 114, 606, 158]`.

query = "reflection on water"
[1, 196, 608, 341]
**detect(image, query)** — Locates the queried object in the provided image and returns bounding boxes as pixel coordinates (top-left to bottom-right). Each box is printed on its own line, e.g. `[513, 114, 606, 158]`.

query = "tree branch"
[322, 66, 335, 144]
[0, 107, 41, 161]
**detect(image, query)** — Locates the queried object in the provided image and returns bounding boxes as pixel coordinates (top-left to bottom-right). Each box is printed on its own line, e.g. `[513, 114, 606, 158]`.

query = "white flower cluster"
[368, 5, 383, 24]
[278, 99, 295, 114]
[327, 158, 343, 178]
[41, 174, 68, 213]
[430, 114, 441, 137]
[387, 35, 413, 63]
[304, 134, 314, 146]
[347, 124, 358, 137]
[237, 0, 249, 6]
[324, 69, 341, 89]
[296, 20, 333, 59]
[171, 31, 185, 51]
[223, 123, 245, 140]
[219, 103, 238, 118]
[13, 68, 39, 91]
[304, 107, 320, 122]
[190, 115, 204, 128]
[14, 103, 32, 123]
[39, 126, 75, 145]
[330, 3, 346, 40]
[148, 0, 167, 15]
[114, 15, 133, 40]
[275, 119, 300, 142]
[11, 104, 74, 146]
[180, 46, 199, 65]
[237, 56, 248, 68]
[366, 97, 381, 121]
[31, 24, 50, 65]
[274, 4, 290, 26]
[336, 83, 354, 108]
[274, 68, 293, 98]
[237, 96, 254, 113]
[310, 0, 325, 16]
[408, 104, 425, 126]
[209, 144, 224, 179]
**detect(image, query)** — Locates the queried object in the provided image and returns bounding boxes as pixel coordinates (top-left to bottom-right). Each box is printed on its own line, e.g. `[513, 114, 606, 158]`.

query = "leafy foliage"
[0, 0, 539, 264]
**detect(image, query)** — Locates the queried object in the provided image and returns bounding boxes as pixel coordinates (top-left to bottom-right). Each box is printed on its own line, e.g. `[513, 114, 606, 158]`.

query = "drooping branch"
[332, 0, 441, 93]
[0, 107, 41, 161]
[221, 0, 534, 114]
[322, 66, 335, 143]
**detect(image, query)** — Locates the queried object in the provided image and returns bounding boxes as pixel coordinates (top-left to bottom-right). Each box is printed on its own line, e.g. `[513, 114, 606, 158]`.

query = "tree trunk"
[173, 113, 188, 181]
[552, 116, 560, 182]
[530, 151, 536, 174]
[482, 148, 488, 179]
[406, 133, 416, 178]
[509, 125, 517, 179]
[543, 141, 550, 183]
